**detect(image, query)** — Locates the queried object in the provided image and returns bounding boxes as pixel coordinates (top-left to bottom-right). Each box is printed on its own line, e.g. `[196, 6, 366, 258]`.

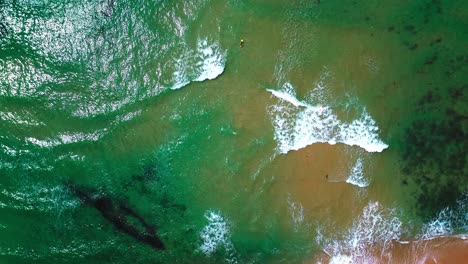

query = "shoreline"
[310, 236, 468, 263]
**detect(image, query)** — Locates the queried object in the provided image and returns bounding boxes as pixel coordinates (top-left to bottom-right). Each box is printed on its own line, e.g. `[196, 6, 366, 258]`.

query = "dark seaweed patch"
[430, 0, 443, 14]
[448, 85, 464, 100]
[445, 54, 467, 77]
[424, 53, 438, 65]
[456, 55, 465, 62]
[399, 84, 467, 220]
[429, 37, 442, 46]
[404, 25, 416, 34]
[402, 41, 419, 51]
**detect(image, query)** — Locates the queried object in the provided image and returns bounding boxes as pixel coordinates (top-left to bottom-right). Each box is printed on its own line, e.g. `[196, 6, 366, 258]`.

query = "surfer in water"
[240, 39, 244, 47]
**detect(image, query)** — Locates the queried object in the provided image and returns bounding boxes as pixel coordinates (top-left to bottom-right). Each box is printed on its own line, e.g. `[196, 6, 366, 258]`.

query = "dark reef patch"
[409, 43, 418, 50]
[390, 0, 468, 221]
[429, 37, 442, 46]
[424, 53, 438, 65]
[404, 25, 417, 35]
[398, 82, 467, 220]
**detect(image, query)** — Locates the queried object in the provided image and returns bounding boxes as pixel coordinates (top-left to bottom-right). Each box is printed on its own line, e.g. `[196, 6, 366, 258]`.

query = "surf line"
[267, 86, 389, 154]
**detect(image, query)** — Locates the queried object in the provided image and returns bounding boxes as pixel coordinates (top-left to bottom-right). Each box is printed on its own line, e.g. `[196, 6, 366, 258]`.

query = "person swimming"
[240, 39, 244, 47]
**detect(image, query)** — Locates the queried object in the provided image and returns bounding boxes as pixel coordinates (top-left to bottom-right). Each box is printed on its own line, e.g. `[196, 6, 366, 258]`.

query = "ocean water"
[0, 0, 467, 263]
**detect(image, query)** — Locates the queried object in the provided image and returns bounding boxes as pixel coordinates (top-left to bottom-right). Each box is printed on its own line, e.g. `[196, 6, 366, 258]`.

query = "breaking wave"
[345, 158, 369, 188]
[317, 201, 403, 263]
[172, 39, 226, 90]
[317, 197, 467, 263]
[267, 82, 388, 154]
[419, 194, 468, 239]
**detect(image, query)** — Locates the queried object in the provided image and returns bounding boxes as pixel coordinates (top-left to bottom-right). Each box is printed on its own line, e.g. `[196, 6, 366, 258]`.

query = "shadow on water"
[0, 15, 8, 38]
[66, 183, 166, 251]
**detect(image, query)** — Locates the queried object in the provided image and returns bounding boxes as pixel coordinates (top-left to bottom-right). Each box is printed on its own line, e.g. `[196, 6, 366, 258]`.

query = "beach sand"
[309, 237, 468, 263]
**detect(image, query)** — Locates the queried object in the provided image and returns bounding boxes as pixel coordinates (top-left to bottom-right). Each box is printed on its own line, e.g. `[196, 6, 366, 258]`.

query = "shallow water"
[0, 0, 467, 263]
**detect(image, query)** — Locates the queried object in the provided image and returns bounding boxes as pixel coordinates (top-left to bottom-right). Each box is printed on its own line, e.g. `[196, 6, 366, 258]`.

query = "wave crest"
[267, 82, 388, 154]
[172, 39, 226, 90]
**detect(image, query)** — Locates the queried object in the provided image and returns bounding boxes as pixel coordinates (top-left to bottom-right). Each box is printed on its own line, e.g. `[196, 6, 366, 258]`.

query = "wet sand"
[392, 237, 468, 264]
[260, 142, 364, 231]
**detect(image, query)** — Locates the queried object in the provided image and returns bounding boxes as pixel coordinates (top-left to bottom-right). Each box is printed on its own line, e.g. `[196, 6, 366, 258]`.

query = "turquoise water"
[0, 0, 467, 263]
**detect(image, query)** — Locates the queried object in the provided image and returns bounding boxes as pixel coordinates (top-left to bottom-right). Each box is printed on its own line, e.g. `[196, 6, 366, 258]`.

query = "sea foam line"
[25, 129, 107, 148]
[267, 82, 388, 154]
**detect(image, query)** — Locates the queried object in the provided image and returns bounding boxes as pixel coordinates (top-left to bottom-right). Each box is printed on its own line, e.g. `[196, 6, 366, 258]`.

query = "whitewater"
[267, 82, 388, 154]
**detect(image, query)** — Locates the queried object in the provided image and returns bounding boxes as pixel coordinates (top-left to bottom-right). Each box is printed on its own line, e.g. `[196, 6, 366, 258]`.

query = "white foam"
[58, 131, 105, 144]
[329, 255, 352, 264]
[0, 111, 44, 126]
[267, 83, 308, 108]
[421, 208, 454, 239]
[268, 82, 388, 154]
[171, 39, 226, 90]
[194, 39, 226, 82]
[1, 144, 17, 156]
[199, 210, 237, 263]
[287, 195, 305, 231]
[172, 75, 190, 90]
[345, 158, 369, 188]
[319, 201, 403, 263]
[420, 195, 467, 239]
[114, 110, 142, 123]
[26, 129, 106, 148]
[172, 57, 191, 90]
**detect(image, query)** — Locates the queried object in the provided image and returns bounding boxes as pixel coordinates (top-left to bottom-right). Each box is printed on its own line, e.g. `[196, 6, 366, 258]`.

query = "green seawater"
[0, 0, 467, 263]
